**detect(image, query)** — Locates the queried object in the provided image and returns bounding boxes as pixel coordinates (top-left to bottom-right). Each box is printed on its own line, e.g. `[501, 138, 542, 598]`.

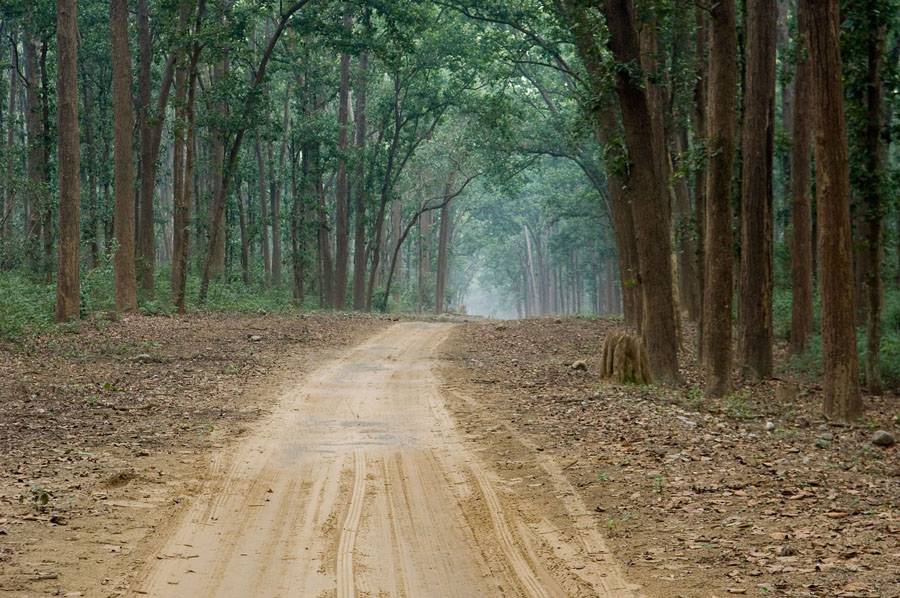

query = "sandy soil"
[132, 321, 637, 597]
[440, 318, 899, 598]
[0, 312, 387, 597]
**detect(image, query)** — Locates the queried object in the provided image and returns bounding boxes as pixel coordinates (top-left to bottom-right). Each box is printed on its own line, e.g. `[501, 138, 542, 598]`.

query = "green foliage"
[0, 272, 56, 339]
[776, 288, 900, 389]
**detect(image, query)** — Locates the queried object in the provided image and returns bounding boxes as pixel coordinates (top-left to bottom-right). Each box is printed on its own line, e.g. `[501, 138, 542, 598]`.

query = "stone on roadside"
[872, 430, 895, 447]
[571, 360, 588, 372]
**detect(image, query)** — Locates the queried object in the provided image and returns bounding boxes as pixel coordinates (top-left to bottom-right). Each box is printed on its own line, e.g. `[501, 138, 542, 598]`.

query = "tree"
[554, 0, 678, 381]
[351, 40, 370, 310]
[333, 8, 352, 309]
[803, 0, 862, 421]
[790, 0, 813, 355]
[110, 0, 138, 313]
[701, 0, 737, 397]
[738, 0, 777, 380]
[599, 0, 680, 384]
[55, 0, 81, 322]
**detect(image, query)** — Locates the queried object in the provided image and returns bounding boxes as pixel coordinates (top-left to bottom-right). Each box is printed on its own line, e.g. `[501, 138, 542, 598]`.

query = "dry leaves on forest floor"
[441, 318, 899, 598]
[0, 312, 388, 597]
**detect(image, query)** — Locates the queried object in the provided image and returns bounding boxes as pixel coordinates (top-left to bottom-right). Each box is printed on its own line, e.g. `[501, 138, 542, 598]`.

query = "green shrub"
[0, 272, 55, 339]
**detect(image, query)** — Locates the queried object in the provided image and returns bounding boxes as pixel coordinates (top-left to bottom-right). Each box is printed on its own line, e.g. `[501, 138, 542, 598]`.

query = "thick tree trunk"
[738, 0, 776, 380]
[790, 1, 814, 355]
[55, 0, 80, 322]
[803, 0, 862, 421]
[351, 50, 369, 310]
[333, 10, 352, 309]
[110, 0, 138, 312]
[702, 0, 738, 397]
[601, 0, 680, 383]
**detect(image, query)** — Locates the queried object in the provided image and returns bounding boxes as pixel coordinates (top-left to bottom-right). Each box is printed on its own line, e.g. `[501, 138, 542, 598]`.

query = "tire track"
[336, 450, 366, 598]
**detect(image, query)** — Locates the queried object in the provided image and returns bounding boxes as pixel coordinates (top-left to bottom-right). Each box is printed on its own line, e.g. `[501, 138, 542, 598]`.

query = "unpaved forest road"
[134, 322, 637, 597]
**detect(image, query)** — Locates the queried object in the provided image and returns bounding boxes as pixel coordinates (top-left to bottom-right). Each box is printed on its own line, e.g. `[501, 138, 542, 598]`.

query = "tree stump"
[599, 330, 652, 385]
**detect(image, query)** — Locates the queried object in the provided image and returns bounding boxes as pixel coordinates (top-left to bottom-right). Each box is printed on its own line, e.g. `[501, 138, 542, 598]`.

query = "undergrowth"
[0, 267, 308, 341]
[774, 287, 900, 389]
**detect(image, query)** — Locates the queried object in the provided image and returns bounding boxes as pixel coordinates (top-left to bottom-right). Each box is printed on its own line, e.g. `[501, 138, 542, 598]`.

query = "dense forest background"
[0, 0, 898, 417]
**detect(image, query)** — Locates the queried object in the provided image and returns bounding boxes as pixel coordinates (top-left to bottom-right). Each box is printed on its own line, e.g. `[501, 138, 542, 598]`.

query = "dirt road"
[134, 322, 636, 597]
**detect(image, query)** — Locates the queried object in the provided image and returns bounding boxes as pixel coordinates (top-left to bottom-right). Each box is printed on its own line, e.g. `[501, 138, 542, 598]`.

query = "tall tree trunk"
[790, 1, 814, 355]
[702, 0, 738, 397]
[600, 0, 680, 383]
[333, 9, 352, 309]
[3, 28, 17, 241]
[55, 0, 80, 322]
[255, 136, 272, 285]
[110, 0, 138, 312]
[434, 197, 452, 314]
[738, 0, 776, 380]
[417, 209, 431, 313]
[38, 42, 52, 279]
[171, 49, 188, 311]
[860, 17, 886, 394]
[672, 127, 701, 322]
[136, 0, 155, 295]
[351, 49, 369, 310]
[271, 97, 289, 287]
[312, 139, 332, 307]
[292, 141, 309, 304]
[803, 0, 862, 421]
[694, 6, 709, 358]
[23, 30, 44, 269]
[238, 181, 250, 284]
[207, 58, 228, 279]
[136, 0, 180, 297]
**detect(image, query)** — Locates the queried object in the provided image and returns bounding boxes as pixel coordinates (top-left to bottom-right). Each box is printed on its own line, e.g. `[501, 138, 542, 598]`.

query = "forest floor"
[0, 314, 896, 598]
[0, 312, 389, 597]
[441, 318, 899, 598]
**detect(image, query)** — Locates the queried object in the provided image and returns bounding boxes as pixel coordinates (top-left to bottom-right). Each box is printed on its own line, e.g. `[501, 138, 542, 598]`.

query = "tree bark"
[55, 0, 81, 322]
[860, 17, 886, 394]
[702, 0, 738, 397]
[255, 136, 272, 285]
[170, 52, 187, 311]
[23, 30, 44, 269]
[351, 49, 369, 310]
[207, 57, 228, 279]
[110, 0, 138, 312]
[271, 97, 289, 287]
[333, 9, 352, 309]
[738, 0, 777, 380]
[3, 28, 17, 241]
[600, 0, 680, 383]
[693, 6, 709, 359]
[790, 1, 813, 355]
[434, 197, 452, 314]
[803, 0, 862, 421]
[238, 180, 251, 285]
[672, 127, 701, 322]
